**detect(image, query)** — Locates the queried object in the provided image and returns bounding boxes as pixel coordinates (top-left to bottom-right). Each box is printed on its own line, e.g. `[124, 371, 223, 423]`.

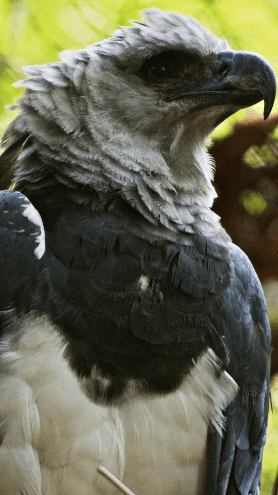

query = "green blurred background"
[1, 0, 278, 493]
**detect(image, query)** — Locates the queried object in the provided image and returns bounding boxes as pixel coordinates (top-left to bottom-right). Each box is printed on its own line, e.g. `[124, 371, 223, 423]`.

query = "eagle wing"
[208, 245, 271, 495]
[0, 190, 45, 322]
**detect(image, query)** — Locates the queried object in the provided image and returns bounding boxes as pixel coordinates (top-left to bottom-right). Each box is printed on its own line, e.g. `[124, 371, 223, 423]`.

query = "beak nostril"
[218, 62, 230, 76]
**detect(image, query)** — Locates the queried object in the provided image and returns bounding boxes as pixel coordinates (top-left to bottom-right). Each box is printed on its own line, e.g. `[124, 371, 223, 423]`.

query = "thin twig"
[98, 466, 136, 495]
[272, 468, 278, 495]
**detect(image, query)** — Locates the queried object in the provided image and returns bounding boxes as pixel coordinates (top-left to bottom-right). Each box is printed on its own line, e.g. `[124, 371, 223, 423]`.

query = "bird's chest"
[120, 390, 208, 495]
[1, 316, 237, 495]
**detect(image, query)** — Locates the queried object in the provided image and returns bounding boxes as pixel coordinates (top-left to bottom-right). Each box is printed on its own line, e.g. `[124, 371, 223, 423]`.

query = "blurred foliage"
[244, 143, 278, 169]
[1, 0, 278, 493]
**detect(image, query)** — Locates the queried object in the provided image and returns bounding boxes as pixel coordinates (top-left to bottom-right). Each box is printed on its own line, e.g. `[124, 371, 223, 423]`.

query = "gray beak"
[211, 51, 276, 119]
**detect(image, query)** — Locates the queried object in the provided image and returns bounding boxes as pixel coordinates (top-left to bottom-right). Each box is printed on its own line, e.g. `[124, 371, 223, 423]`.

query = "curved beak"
[166, 50, 277, 120]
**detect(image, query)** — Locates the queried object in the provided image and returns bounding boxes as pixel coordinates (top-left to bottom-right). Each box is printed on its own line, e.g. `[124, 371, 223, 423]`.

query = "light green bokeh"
[240, 190, 268, 215]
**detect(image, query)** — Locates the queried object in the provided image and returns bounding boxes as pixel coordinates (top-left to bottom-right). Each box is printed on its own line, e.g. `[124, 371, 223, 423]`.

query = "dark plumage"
[0, 8, 275, 495]
[0, 190, 44, 316]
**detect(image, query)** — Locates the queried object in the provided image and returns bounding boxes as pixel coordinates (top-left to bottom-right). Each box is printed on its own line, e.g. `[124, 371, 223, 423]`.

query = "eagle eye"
[140, 50, 196, 82]
[146, 63, 177, 80]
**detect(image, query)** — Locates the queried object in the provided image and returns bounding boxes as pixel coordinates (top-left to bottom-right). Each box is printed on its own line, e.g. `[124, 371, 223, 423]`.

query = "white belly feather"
[120, 350, 237, 495]
[0, 315, 237, 495]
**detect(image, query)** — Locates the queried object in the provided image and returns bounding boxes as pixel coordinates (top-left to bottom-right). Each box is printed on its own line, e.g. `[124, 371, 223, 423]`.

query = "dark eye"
[147, 63, 177, 80]
[140, 50, 196, 82]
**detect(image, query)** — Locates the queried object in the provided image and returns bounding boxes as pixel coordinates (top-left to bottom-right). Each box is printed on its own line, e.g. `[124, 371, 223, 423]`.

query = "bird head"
[89, 8, 276, 129]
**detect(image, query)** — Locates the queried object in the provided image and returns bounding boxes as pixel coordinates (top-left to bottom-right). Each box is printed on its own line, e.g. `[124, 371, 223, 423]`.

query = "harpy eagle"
[0, 8, 275, 495]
